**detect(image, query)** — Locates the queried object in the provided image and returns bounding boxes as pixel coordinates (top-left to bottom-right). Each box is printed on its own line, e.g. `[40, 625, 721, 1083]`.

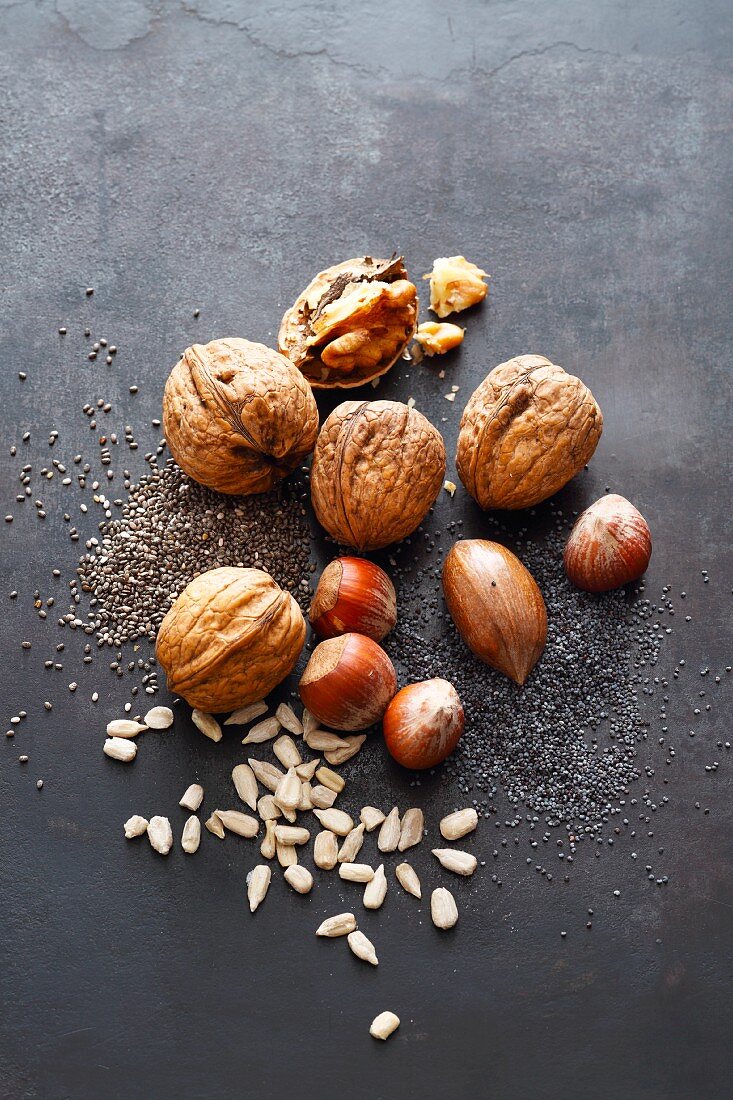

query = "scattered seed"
[273, 734, 302, 769]
[295, 757, 320, 781]
[338, 823, 366, 863]
[103, 737, 137, 762]
[324, 735, 366, 765]
[314, 830, 339, 870]
[360, 806, 386, 831]
[370, 1011, 399, 1040]
[224, 701, 267, 726]
[192, 709, 222, 742]
[106, 718, 147, 738]
[181, 815, 201, 853]
[284, 865, 313, 894]
[276, 839, 298, 867]
[316, 912, 357, 937]
[348, 930, 378, 966]
[315, 766, 345, 793]
[257, 794, 282, 821]
[124, 815, 149, 839]
[398, 808, 424, 851]
[247, 865, 271, 912]
[232, 764, 258, 810]
[431, 887, 458, 929]
[274, 825, 311, 846]
[242, 716, 280, 744]
[147, 816, 173, 855]
[377, 807, 401, 852]
[395, 862, 421, 898]
[248, 758, 284, 793]
[310, 784, 338, 809]
[179, 783, 204, 812]
[432, 848, 477, 876]
[313, 808, 354, 836]
[275, 702, 303, 735]
[204, 813, 225, 838]
[304, 729, 349, 752]
[339, 863, 375, 883]
[439, 808, 478, 841]
[215, 810, 259, 837]
[144, 705, 174, 729]
[260, 819, 277, 859]
[363, 863, 388, 909]
[275, 767, 301, 812]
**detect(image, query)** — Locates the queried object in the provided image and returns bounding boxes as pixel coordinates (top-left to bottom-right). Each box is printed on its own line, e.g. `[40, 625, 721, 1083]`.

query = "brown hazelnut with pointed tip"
[310, 557, 397, 642]
[563, 494, 652, 592]
[299, 633, 397, 731]
[383, 679, 464, 769]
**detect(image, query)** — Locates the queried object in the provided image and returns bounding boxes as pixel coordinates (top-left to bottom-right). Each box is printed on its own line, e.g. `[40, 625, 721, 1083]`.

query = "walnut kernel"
[423, 256, 489, 318]
[415, 321, 465, 356]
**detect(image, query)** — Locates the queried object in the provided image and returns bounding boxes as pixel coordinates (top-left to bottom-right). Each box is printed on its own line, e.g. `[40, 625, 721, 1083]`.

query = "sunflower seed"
[192, 709, 222, 742]
[313, 808, 353, 836]
[103, 737, 137, 762]
[302, 708, 318, 735]
[377, 807, 401, 852]
[276, 840, 297, 867]
[247, 865, 271, 912]
[284, 865, 313, 894]
[324, 735, 366, 765]
[395, 862, 421, 898]
[338, 823, 365, 863]
[242, 716, 280, 744]
[275, 703, 303, 735]
[298, 781, 314, 811]
[360, 806, 386, 831]
[181, 815, 201, 853]
[304, 729, 349, 752]
[274, 825, 310, 846]
[204, 813, 225, 838]
[248, 758, 284, 793]
[215, 810, 259, 838]
[232, 764, 258, 810]
[398, 808, 424, 851]
[147, 816, 173, 855]
[295, 757, 320, 781]
[179, 783, 204, 812]
[106, 719, 147, 738]
[273, 734, 302, 769]
[432, 848, 477, 876]
[275, 767, 301, 812]
[315, 766, 344, 793]
[313, 830, 339, 869]
[431, 887, 458, 929]
[316, 912, 357, 937]
[439, 808, 478, 841]
[224, 701, 267, 726]
[257, 794, 282, 821]
[310, 784, 338, 809]
[363, 863, 387, 909]
[339, 862, 375, 883]
[123, 814, 148, 839]
[260, 819, 277, 859]
[370, 1011, 399, 1040]
[348, 930, 378, 966]
[144, 705, 174, 729]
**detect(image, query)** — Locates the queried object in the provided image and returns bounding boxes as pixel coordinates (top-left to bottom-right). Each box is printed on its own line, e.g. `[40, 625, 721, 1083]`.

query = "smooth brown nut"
[456, 354, 602, 510]
[278, 255, 418, 388]
[311, 400, 446, 551]
[442, 540, 547, 685]
[564, 494, 652, 592]
[163, 338, 319, 495]
[156, 567, 305, 712]
[299, 633, 397, 732]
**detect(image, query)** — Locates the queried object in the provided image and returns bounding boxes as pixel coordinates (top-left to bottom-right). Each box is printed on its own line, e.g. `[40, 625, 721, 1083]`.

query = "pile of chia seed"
[384, 505, 664, 831]
[74, 458, 314, 648]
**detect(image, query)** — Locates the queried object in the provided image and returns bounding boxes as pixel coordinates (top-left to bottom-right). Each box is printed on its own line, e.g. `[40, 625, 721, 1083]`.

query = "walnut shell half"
[311, 400, 446, 551]
[278, 256, 418, 388]
[163, 338, 319, 495]
[156, 567, 306, 712]
[456, 354, 602, 510]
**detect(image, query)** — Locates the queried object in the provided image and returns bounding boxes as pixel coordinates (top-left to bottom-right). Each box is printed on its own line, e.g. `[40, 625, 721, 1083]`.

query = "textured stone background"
[1, 2, 732, 1097]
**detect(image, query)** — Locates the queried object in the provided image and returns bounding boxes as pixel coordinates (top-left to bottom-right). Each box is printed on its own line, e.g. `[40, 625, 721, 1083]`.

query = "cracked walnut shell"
[456, 354, 602, 510]
[311, 400, 446, 551]
[163, 338, 319, 495]
[156, 567, 306, 712]
[278, 255, 418, 388]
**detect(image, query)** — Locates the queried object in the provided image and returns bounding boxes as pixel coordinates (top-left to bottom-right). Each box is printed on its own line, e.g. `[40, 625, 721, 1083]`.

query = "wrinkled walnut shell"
[311, 400, 446, 551]
[163, 338, 319, 495]
[456, 354, 602, 510]
[278, 256, 418, 388]
[156, 567, 306, 712]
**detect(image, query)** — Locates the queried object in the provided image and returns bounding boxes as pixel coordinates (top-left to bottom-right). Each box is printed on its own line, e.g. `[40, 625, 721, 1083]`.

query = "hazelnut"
[414, 321, 465, 356]
[156, 567, 305, 712]
[278, 255, 418, 388]
[383, 679, 464, 769]
[564, 494, 652, 592]
[423, 256, 489, 318]
[310, 557, 397, 642]
[311, 400, 446, 551]
[163, 338, 319, 495]
[299, 633, 397, 731]
[442, 539, 547, 685]
[456, 354, 602, 510]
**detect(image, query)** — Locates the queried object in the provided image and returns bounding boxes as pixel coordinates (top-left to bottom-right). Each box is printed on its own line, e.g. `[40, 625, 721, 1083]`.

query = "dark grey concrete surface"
[1, 2, 732, 1098]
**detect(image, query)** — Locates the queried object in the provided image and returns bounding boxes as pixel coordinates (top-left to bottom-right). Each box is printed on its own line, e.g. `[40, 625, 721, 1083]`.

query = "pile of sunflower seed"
[385, 505, 664, 831]
[73, 458, 314, 647]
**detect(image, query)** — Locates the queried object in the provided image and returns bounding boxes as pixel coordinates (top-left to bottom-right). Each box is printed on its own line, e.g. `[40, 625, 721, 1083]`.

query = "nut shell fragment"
[310, 400, 446, 551]
[279, 256, 418, 389]
[156, 567, 306, 713]
[456, 354, 602, 510]
[163, 338, 318, 495]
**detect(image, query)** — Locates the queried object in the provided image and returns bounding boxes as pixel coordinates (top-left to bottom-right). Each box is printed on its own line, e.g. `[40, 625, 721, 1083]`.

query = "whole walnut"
[456, 354, 603, 510]
[163, 338, 319, 495]
[156, 567, 306, 712]
[278, 255, 418, 388]
[311, 400, 446, 551]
